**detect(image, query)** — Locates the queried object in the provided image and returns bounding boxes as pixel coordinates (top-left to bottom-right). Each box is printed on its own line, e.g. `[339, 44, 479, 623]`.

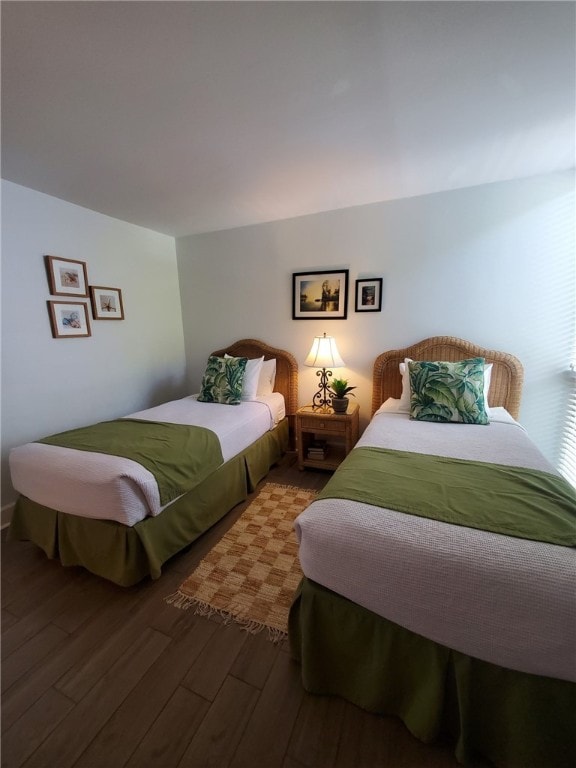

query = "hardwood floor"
[1, 453, 461, 768]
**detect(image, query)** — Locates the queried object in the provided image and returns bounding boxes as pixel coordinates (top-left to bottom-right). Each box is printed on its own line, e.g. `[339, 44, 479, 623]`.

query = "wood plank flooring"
[2, 453, 462, 768]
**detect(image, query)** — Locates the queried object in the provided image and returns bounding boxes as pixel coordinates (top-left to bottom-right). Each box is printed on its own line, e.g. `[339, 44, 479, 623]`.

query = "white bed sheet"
[10, 393, 285, 527]
[295, 403, 576, 683]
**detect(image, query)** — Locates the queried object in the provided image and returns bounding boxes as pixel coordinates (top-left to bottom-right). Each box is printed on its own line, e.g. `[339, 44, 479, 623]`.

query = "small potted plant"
[329, 377, 357, 413]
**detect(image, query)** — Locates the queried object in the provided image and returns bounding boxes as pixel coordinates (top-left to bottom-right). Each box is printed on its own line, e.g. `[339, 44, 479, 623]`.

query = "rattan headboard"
[371, 336, 524, 419]
[210, 339, 299, 416]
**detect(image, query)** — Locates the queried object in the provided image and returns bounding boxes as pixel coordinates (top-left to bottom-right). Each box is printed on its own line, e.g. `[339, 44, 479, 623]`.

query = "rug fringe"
[165, 590, 288, 644]
[260, 482, 316, 493]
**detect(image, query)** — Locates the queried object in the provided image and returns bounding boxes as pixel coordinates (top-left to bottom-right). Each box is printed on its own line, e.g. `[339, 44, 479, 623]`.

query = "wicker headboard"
[372, 336, 524, 420]
[210, 339, 299, 416]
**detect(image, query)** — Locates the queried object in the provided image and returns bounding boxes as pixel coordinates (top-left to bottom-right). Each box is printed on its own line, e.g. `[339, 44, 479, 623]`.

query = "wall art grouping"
[44, 255, 124, 338]
[292, 269, 382, 319]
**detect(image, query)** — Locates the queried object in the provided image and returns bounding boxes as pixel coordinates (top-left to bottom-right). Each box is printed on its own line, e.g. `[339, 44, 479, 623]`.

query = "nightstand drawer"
[299, 417, 346, 434]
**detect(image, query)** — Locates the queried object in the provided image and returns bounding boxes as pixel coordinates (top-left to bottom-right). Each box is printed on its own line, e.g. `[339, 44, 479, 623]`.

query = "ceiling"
[2, 1, 575, 238]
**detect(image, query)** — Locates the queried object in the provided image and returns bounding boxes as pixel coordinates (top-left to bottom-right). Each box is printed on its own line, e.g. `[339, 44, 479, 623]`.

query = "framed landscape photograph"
[45, 255, 89, 297]
[47, 301, 91, 338]
[90, 286, 125, 320]
[355, 277, 383, 312]
[292, 269, 349, 320]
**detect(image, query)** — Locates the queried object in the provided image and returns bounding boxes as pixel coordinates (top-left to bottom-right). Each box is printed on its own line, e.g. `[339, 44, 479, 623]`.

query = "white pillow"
[224, 354, 264, 401]
[398, 358, 493, 414]
[398, 358, 413, 413]
[257, 358, 277, 395]
[483, 363, 493, 411]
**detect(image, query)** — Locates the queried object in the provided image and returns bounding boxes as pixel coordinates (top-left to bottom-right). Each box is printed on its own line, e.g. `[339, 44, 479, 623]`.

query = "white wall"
[1, 181, 186, 517]
[177, 171, 575, 467]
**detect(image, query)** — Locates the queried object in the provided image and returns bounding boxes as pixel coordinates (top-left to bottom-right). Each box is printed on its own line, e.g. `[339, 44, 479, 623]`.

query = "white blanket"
[295, 404, 576, 683]
[10, 393, 285, 527]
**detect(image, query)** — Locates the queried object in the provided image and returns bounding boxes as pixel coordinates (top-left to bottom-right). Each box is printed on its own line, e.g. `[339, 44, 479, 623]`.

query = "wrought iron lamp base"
[311, 367, 332, 411]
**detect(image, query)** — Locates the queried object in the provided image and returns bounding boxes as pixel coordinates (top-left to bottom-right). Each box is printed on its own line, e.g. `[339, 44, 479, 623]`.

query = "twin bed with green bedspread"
[9, 339, 298, 586]
[289, 336, 576, 768]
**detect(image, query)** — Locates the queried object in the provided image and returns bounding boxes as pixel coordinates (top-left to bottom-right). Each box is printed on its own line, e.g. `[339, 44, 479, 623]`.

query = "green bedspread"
[289, 576, 576, 768]
[38, 418, 224, 505]
[319, 446, 576, 546]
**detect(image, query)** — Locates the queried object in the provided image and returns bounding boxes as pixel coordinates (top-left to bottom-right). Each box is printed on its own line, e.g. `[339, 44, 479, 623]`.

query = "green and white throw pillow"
[197, 356, 248, 405]
[408, 357, 489, 425]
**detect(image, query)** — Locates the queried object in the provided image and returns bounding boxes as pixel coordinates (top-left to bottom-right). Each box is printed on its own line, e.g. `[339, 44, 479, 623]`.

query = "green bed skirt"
[289, 577, 576, 768]
[9, 419, 289, 587]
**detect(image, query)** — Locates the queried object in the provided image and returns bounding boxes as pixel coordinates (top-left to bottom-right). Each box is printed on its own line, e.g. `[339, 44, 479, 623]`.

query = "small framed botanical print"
[355, 278, 383, 312]
[90, 286, 125, 320]
[45, 255, 89, 297]
[47, 301, 92, 338]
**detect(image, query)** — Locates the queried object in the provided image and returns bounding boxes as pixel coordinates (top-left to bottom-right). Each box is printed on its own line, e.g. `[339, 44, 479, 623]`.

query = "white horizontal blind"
[558, 361, 576, 487]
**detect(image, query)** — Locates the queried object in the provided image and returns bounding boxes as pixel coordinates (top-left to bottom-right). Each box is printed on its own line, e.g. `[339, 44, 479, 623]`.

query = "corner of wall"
[1, 503, 15, 529]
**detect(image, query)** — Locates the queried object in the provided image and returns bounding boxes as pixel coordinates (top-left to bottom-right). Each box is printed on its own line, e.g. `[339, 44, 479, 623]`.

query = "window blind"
[558, 362, 576, 488]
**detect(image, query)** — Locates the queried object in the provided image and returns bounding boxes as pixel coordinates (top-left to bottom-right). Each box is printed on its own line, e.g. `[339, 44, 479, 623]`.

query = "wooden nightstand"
[296, 402, 359, 471]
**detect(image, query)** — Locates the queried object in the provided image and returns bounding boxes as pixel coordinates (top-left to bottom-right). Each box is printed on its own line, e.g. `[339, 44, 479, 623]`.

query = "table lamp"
[304, 332, 345, 410]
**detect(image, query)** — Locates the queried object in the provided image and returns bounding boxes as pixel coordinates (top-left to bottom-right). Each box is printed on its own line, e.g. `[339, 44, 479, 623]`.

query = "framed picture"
[355, 278, 383, 312]
[90, 286, 125, 320]
[45, 255, 89, 297]
[47, 301, 92, 338]
[292, 269, 349, 320]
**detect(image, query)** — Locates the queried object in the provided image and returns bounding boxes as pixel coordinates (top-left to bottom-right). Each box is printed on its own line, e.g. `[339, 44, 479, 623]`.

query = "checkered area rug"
[165, 483, 316, 641]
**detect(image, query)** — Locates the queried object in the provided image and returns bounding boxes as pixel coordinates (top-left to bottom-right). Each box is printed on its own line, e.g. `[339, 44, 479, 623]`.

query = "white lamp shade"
[304, 334, 345, 369]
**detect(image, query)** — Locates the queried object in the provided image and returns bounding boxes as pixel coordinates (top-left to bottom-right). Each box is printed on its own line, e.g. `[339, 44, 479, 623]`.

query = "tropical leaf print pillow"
[197, 356, 248, 405]
[408, 357, 489, 424]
